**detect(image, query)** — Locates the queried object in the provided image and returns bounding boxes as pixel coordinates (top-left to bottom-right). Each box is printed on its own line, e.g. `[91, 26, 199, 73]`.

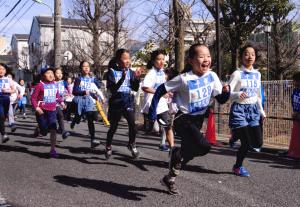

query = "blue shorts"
[229, 103, 260, 129]
[36, 110, 57, 136]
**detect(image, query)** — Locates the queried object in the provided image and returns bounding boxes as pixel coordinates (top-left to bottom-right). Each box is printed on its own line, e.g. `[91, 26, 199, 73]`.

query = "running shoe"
[232, 166, 250, 177]
[160, 175, 180, 195]
[249, 147, 261, 152]
[105, 146, 112, 160]
[70, 121, 75, 129]
[91, 139, 100, 149]
[159, 144, 170, 152]
[62, 131, 70, 140]
[127, 143, 140, 159]
[50, 149, 59, 158]
[10, 124, 16, 133]
[229, 139, 236, 148]
[1, 134, 9, 143]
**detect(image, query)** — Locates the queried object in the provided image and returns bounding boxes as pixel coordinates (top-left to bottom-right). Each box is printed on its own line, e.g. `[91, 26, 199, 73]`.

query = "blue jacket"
[106, 68, 140, 110]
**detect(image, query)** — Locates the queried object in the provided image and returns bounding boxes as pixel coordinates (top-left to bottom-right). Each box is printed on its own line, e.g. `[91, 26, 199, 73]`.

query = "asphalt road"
[0, 112, 299, 207]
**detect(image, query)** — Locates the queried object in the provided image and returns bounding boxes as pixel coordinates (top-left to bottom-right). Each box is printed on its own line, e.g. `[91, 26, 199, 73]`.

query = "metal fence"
[215, 80, 293, 148]
[133, 80, 294, 148]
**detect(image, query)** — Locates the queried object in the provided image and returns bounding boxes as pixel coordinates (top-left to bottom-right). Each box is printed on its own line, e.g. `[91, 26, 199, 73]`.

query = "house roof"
[35, 16, 87, 28]
[0, 55, 15, 65]
[13, 34, 29, 40]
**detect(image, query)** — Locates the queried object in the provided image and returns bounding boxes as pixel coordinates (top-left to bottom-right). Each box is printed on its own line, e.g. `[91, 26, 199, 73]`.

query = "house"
[28, 16, 125, 74]
[10, 34, 30, 81]
[184, 19, 215, 47]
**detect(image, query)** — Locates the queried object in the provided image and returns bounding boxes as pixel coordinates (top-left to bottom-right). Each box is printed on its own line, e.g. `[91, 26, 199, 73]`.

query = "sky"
[0, 0, 299, 51]
[0, 0, 156, 50]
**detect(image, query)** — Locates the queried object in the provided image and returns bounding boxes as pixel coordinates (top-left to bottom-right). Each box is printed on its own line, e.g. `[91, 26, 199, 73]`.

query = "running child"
[228, 43, 266, 177]
[55, 68, 70, 139]
[31, 67, 65, 158]
[105, 49, 143, 160]
[72, 61, 104, 148]
[142, 50, 174, 151]
[6, 73, 23, 132]
[287, 72, 300, 159]
[0, 63, 14, 143]
[148, 44, 230, 195]
[16, 79, 27, 119]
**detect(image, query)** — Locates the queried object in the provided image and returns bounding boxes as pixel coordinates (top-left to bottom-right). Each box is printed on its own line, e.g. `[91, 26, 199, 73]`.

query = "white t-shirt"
[164, 70, 222, 115]
[141, 68, 169, 114]
[229, 66, 266, 117]
[10, 81, 23, 103]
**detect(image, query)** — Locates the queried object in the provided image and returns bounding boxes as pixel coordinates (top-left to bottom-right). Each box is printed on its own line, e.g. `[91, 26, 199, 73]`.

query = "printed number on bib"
[188, 74, 214, 114]
[294, 92, 300, 111]
[114, 70, 131, 93]
[240, 72, 259, 97]
[0, 79, 9, 91]
[44, 84, 57, 103]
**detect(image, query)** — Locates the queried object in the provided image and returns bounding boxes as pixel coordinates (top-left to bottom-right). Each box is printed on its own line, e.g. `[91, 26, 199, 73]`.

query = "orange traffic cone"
[206, 108, 217, 145]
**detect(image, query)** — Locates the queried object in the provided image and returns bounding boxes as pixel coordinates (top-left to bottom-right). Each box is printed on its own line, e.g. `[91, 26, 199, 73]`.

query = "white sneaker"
[1, 134, 9, 143]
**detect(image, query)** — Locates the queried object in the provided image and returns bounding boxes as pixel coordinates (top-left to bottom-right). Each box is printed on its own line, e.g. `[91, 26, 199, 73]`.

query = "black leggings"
[73, 111, 98, 140]
[174, 113, 211, 162]
[106, 108, 136, 147]
[65, 102, 74, 121]
[86, 111, 97, 140]
[167, 113, 211, 177]
[233, 125, 262, 168]
[56, 107, 65, 132]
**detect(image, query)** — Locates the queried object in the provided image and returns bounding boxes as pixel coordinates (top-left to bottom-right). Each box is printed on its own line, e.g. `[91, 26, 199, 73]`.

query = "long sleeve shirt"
[106, 67, 140, 110]
[228, 66, 266, 117]
[31, 81, 62, 111]
[148, 70, 230, 120]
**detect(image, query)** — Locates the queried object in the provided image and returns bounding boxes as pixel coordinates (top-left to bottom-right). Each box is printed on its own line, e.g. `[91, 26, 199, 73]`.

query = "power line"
[0, 0, 28, 34]
[4, 0, 21, 18]
[3, 2, 35, 34]
[0, 0, 21, 25]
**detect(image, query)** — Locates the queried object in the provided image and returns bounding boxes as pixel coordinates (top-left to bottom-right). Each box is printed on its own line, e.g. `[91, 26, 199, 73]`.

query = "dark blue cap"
[40, 67, 54, 75]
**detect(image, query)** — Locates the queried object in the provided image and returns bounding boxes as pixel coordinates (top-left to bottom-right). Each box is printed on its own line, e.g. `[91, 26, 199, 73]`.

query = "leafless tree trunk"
[173, 0, 185, 72]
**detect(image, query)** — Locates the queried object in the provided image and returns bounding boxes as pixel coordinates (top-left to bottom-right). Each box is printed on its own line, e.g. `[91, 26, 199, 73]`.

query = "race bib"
[43, 84, 57, 103]
[114, 70, 131, 93]
[57, 81, 65, 96]
[240, 72, 259, 97]
[293, 90, 300, 111]
[80, 77, 92, 91]
[153, 70, 165, 89]
[0, 78, 10, 91]
[188, 74, 214, 114]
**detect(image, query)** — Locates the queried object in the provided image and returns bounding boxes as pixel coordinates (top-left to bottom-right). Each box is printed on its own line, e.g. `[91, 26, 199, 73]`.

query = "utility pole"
[54, 0, 62, 68]
[113, 0, 120, 54]
[216, 0, 221, 77]
[215, 0, 221, 136]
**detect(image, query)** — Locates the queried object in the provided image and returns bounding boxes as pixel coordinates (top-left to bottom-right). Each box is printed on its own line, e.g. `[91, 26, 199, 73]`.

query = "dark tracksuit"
[72, 76, 101, 142]
[106, 68, 140, 147]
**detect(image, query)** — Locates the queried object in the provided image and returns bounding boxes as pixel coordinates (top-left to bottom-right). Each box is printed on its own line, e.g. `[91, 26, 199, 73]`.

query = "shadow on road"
[53, 175, 168, 200]
[0, 143, 128, 167]
[210, 146, 300, 170]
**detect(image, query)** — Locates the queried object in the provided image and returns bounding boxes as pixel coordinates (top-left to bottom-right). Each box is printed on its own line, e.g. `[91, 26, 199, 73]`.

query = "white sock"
[160, 127, 166, 145]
